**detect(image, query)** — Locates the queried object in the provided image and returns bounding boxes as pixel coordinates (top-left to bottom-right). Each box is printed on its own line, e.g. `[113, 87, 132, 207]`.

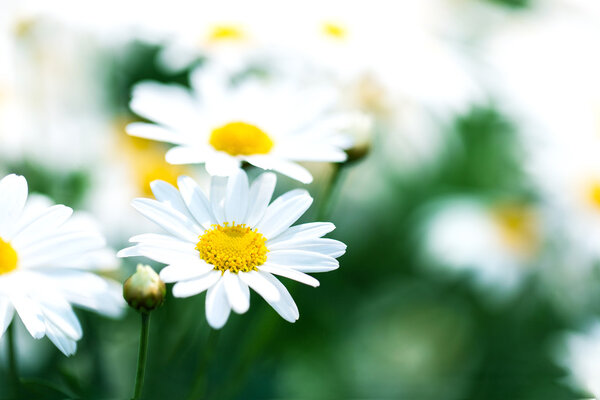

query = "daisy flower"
[554, 322, 600, 398]
[118, 169, 345, 328]
[423, 198, 541, 301]
[126, 66, 352, 184]
[0, 174, 124, 356]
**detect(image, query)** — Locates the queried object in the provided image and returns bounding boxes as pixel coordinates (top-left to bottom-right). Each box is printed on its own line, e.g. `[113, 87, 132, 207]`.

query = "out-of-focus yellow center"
[0, 238, 18, 275]
[587, 182, 600, 209]
[196, 223, 268, 273]
[209, 122, 274, 156]
[491, 205, 538, 257]
[115, 118, 190, 196]
[322, 22, 347, 40]
[207, 25, 245, 42]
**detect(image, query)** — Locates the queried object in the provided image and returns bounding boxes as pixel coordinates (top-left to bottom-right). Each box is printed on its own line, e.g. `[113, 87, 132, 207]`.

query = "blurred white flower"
[423, 198, 541, 300]
[555, 322, 600, 398]
[127, 67, 353, 183]
[118, 169, 345, 329]
[0, 174, 124, 356]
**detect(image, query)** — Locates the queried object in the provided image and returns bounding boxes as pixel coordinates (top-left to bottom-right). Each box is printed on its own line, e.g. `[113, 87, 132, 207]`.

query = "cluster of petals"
[0, 175, 123, 355]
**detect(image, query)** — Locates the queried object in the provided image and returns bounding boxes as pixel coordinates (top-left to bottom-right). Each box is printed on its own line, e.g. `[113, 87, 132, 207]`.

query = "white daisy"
[423, 198, 541, 301]
[126, 67, 353, 184]
[0, 174, 124, 356]
[554, 322, 600, 398]
[118, 169, 345, 329]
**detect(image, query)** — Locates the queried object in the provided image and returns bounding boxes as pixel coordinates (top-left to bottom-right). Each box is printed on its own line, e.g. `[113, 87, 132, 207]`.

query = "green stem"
[187, 329, 220, 400]
[133, 313, 150, 400]
[7, 322, 20, 397]
[317, 163, 346, 221]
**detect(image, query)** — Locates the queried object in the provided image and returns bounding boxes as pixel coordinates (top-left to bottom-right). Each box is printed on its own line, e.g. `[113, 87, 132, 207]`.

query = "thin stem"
[7, 322, 20, 397]
[133, 313, 150, 400]
[187, 328, 220, 400]
[317, 163, 346, 221]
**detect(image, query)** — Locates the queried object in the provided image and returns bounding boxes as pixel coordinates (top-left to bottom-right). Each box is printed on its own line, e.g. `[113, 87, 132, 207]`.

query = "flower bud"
[123, 264, 166, 313]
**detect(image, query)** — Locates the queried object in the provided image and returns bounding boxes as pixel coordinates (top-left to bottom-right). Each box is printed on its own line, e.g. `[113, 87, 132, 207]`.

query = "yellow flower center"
[491, 205, 538, 257]
[322, 22, 347, 40]
[588, 182, 600, 210]
[196, 223, 268, 273]
[207, 25, 245, 42]
[209, 122, 274, 156]
[0, 238, 18, 275]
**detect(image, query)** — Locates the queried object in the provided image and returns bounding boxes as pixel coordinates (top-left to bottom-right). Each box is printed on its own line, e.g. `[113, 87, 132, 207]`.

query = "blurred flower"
[423, 198, 541, 300]
[119, 169, 345, 329]
[123, 264, 166, 313]
[127, 67, 353, 183]
[554, 322, 600, 398]
[0, 174, 124, 356]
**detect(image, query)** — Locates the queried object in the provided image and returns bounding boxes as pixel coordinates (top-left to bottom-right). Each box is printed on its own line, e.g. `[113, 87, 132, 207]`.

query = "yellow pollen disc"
[207, 25, 245, 42]
[588, 182, 600, 209]
[209, 122, 274, 156]
[197, 223, 268, 273]
[491, 205, 538, 257]
[0, 238, 18, 275]
[322, 22, 347, 40]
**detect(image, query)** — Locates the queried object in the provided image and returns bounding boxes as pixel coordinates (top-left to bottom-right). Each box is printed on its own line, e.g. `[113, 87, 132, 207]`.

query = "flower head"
[118, 170, 345, 328]
[126, 68, 353, 184]
[0, 174, 124, 355]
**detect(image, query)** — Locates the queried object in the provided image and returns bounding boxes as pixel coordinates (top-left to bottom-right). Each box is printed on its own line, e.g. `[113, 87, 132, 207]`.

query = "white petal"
[205, 153, 242, 177]
[256, 190, 313, 239]
[280, 145, 348, 162]
[166, 146, 207, 165]
[205, 279, 231, 329]
[190, 65, 228, 102]
[245, 172, 276, 228]
[127, 122, 188, 145]
[40, 299, 82, 340]
[20, 232, 105, 268]
[266, 222, 335, 245]
[160, 261, 213, 283]
[131, 198, 200, 242]
[246, 156, 313, 184]
[222, 271, 250, 314]
[11, 205, 72, 249]
[117, 245, 199, 265]
[238, 270, 280, 302]
[210, 176, 229, 225]
[151, 180, 196, 222]
[266, 250, 339, 272]
[45, 320, 77, 356]
[260, 272, 299, 322]
[0, 174, 28, 239]
[130, 81, 200, 131]
[0, 298, 14, 337]
[40, 271, 125, 318]
[225, 170, 249, 224]
[129, 233, 195, 247]
[177, 176, 218, 229]
[172, 270, 221, 297]
[259, 264, 320, 287]
[267, 238, 346, 258]
[12, 296, 45, 339]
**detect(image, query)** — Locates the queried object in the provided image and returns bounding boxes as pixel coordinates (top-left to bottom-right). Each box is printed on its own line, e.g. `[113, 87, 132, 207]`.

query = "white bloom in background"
[423, 198, 540, 300]
[127, 67, 352, 183]
[0, 174, 124, 356]
[555, 322, 600, 398]
[118, 170, 345, 329]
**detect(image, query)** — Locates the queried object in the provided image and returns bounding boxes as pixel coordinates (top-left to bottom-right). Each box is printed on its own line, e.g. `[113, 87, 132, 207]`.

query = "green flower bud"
[123, 264, 166, 313]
